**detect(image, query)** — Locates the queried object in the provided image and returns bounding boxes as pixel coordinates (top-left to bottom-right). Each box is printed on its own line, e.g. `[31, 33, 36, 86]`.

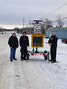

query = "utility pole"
[23, 18, 24, 29]
[29, 20, 31, 34]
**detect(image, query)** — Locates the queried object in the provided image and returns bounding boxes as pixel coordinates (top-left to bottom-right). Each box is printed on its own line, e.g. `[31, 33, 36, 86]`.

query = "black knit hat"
[23, 31, 27, 34]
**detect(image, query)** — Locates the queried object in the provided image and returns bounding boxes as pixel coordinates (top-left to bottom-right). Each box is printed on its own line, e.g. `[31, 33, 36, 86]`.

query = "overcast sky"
[0, 0, 67, 26]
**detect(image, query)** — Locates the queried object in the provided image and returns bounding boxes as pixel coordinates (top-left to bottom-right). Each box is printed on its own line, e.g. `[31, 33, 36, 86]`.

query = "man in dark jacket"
[48, 31, 58, 63]
[20, 32, 29, 61]
[8, 33, 18, 62]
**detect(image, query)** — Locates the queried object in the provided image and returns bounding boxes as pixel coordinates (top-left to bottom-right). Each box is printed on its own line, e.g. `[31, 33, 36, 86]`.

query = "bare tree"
[45, 18, 53, 29]
[56, 15, 64, 28]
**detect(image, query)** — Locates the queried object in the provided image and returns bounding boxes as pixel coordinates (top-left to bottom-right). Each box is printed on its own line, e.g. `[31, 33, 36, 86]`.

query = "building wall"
[46, 28, 67, 39]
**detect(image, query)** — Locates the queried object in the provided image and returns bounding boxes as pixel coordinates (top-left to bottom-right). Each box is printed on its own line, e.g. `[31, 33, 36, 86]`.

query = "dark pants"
[50, 46, 57, 62]
[10, 48, 16, 60]
[21, 47, 27, 60]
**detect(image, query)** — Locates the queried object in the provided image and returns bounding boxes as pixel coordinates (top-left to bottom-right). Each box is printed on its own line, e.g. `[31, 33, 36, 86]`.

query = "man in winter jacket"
[48, 31, 58, 63]
[20, 32, 29, 61]
[8, 33, 18, 62]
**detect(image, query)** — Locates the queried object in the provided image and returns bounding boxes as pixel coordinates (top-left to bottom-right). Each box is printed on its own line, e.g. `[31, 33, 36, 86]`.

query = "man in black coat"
[20, 32, 29, 60]
[8, 33, 18, 62]
[48, 31, 58, 63]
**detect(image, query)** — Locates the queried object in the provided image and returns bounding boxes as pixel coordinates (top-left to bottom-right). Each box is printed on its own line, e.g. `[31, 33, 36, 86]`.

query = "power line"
[52, 16, 67, 23]
[44, 2, 67, 18]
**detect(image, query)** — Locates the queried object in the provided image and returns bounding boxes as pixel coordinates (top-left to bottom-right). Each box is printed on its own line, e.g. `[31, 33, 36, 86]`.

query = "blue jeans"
[10, 48, 16, 60]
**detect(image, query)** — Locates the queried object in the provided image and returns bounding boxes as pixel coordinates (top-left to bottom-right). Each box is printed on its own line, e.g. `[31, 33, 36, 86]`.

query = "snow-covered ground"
[0, 33, 67, 89]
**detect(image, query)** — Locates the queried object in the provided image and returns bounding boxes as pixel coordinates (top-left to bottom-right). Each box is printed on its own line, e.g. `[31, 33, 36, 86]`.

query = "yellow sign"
[31, 34, 44, 47]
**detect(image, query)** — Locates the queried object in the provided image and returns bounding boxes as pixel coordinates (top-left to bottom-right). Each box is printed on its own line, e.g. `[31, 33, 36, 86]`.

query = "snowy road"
[0, 33, 67, 89]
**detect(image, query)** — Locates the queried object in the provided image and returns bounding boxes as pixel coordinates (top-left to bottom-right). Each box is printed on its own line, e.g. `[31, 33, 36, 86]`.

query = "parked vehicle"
[62, 38, 67, 44]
